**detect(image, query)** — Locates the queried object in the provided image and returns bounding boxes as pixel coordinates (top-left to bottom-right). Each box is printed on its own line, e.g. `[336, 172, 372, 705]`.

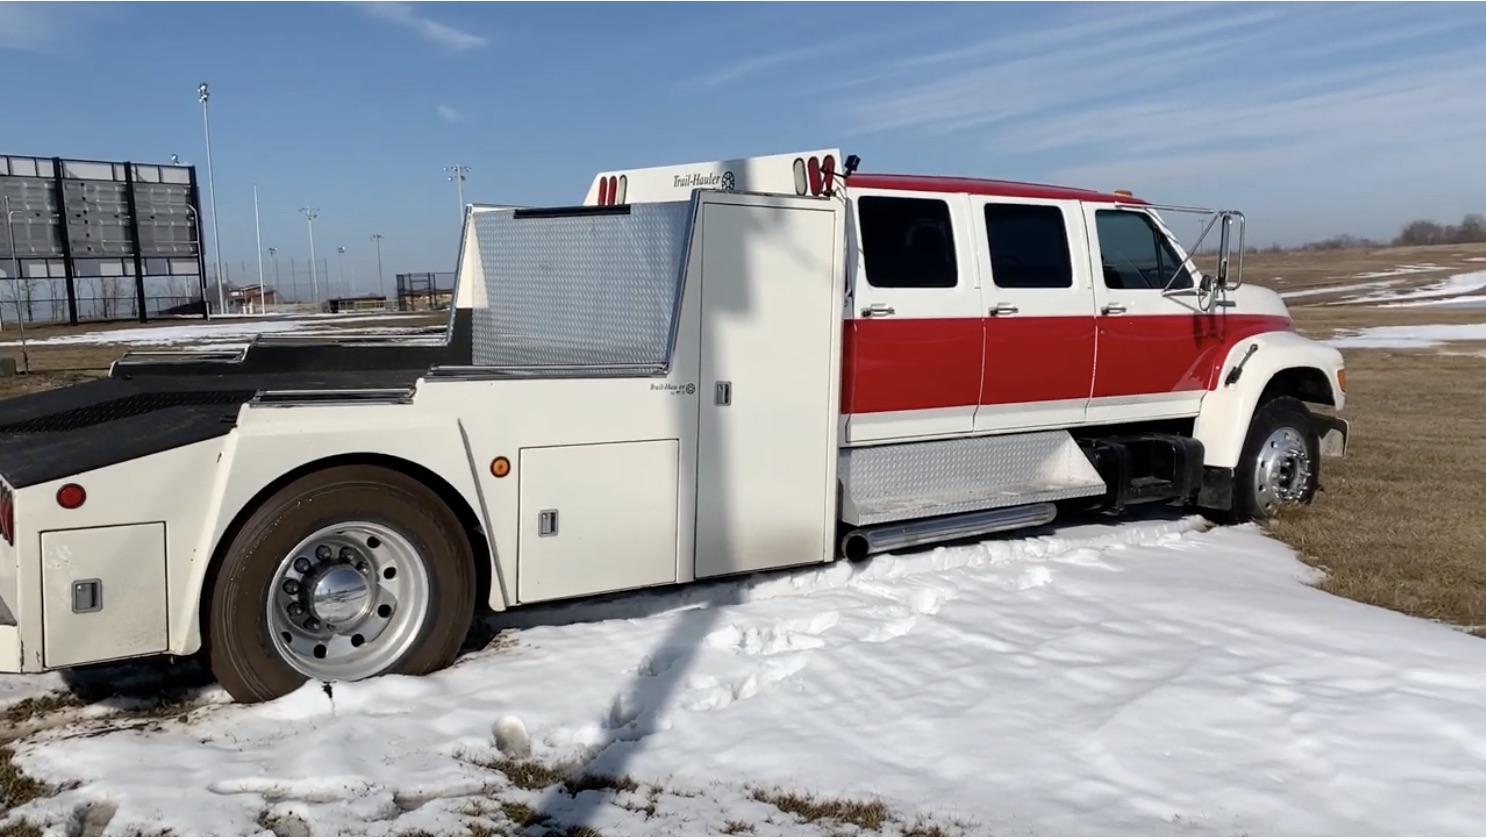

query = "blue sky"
[4, 1, 1485, 291]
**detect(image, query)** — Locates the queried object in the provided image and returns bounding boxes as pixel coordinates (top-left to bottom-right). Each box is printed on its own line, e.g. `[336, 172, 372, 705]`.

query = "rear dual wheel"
[204, 464, 477, 704]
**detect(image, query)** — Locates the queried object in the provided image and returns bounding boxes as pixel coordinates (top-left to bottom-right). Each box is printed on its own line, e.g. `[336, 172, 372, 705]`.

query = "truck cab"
[585, 149, 1348, 516]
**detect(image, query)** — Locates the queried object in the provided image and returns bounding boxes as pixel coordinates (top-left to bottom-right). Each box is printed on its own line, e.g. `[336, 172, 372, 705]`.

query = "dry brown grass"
[1241, 244, 1486, 631]
[747, 786, 892, 832]
[1268, 321, 1486, 629]
[1240, 241, 1486, 296]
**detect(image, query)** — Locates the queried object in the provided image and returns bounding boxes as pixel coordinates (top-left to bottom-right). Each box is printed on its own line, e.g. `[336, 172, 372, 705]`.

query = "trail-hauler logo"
[651, 382, 696, 396]
[673, 171, 737, 192]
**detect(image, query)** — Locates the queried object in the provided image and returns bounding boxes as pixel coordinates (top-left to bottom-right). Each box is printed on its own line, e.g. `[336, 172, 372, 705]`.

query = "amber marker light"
[1337, 369, 1347, 392]
[491, 457, 511, 478]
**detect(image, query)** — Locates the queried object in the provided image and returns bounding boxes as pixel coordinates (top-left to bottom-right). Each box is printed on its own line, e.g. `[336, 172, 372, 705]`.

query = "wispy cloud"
[437, 105, 465, 124]
[0, 2, 59, 52]
[829, 4, 1486, 180]
[362, 2, 486, 51]
[684, 16, 952, 91]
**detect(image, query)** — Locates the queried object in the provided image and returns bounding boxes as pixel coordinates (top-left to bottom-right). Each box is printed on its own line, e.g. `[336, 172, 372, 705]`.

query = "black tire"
[203, 464, 477, 704]
[1227, 396, 1320, 524]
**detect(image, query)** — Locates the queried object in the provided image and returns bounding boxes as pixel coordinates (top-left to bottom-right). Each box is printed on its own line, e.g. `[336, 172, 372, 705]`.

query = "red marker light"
[56, 483, 86, 510]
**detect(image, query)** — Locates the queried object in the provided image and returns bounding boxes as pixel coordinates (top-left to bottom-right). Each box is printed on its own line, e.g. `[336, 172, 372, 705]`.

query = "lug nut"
[283, 579, 300, 596]
[294, 557, 311, 574]
[315, 545, 332, 561]
[304, 617, 321, 632]
[356, 560, 370, 574]
[340, 547, 356, 561]
[287, 603, 305, 617]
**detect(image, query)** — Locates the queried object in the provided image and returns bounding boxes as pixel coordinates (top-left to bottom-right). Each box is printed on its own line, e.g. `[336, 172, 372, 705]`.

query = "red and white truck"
[0, 148, 1348, 703]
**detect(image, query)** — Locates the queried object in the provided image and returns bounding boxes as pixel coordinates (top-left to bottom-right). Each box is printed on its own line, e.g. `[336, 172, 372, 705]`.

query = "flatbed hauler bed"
[0, 151, 1349, 702]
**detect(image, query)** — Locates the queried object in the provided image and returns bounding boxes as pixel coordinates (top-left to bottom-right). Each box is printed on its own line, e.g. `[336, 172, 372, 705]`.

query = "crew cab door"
[971, 197, 1095, 433]
[843, 190, 983, 444]
[1083, 204, 1212, 423]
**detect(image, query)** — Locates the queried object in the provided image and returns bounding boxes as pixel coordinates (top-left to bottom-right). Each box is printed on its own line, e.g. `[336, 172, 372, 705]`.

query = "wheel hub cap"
[309, 565, 372, 626]
[1253, 426, 1313, 514]
[266, 521, 431, 683]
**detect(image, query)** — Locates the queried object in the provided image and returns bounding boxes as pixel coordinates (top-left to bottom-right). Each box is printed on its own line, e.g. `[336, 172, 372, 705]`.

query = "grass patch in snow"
[0, 692, 84, 726]
[0, 818, 47, 837]
[748, 785, 892, 832]
[0, 748, 50, 811]
[1272, 303, 1486, 629]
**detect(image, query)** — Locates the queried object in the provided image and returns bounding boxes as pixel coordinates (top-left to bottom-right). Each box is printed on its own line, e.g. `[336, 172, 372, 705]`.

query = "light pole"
[253, 184, 266, 313]
[300, 206, 319, 304]
[267, 246, 282, 301]
[198, 82, 226, 316]
[445, 164, 469, 220]
[3, 197, 32, 372]
[336, 246, 346, 297]
[370, 233, 385, 301]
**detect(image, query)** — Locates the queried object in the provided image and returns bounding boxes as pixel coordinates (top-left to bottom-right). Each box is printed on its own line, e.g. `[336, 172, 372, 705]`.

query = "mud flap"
[1314, 414, 1350, 458]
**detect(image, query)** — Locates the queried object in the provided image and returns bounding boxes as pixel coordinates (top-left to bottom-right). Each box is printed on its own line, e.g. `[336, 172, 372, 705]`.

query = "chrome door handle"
[1102, 303, 1128, 315]
[861, 303, 896, 317]
[989, 303, 1019, 316]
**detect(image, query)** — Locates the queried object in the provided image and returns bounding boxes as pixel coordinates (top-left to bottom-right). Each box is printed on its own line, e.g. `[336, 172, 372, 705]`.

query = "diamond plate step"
[839, 430, 1108, 526]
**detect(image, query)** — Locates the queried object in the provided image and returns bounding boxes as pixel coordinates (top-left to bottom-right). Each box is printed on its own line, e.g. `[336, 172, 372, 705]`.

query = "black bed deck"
[0, 311, 475, 489]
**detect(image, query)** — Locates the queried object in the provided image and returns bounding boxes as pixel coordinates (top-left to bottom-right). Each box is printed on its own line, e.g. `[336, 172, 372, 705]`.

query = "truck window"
[983, 203, 1073, 289]
[857, 196, 958, 288]
[1093, 209, 1195, 291]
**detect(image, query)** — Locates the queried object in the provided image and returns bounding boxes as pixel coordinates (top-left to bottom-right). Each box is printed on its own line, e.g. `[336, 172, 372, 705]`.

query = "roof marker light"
[821, 154, 837, 195]
[615, 174, 627, 204]
[807, 156, 822, 196]
[792, 158, 808, 195]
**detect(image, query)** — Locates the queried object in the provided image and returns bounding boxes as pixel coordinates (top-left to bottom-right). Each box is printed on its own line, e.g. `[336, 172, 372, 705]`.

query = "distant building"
[227, 284, 280, 313]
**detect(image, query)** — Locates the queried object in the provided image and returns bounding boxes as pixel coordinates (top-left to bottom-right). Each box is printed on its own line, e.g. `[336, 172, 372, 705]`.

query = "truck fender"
[1191, 330, 1346, 470]
[171, 417, 506, 657]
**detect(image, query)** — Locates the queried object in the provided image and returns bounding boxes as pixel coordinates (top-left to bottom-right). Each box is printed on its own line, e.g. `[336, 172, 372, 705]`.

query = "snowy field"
[1280, 267, 1486, 309]
[1322, 322, 1486, 350]
[4, 515, 1486, 836]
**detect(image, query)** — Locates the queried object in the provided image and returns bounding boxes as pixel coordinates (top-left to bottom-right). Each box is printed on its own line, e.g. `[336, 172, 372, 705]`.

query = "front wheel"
[1229, 396, 1320, 523]
[204, 464, 477, 704]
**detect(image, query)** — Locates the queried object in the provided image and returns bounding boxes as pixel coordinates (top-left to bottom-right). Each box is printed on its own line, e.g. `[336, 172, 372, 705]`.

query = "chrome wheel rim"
[1252, 426, 1313, 516]
[266, 520, 430, 682]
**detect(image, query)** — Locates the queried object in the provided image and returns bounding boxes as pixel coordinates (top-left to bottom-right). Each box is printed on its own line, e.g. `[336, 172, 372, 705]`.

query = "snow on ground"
[8, 516, 1486, 836]
[1350, 263, 1448, 279]
[1322, 322, 1486, 349]
[1278, 279, 1404, 300]
[0, 314, 434, 348]
[1338, 269, 1486, 307]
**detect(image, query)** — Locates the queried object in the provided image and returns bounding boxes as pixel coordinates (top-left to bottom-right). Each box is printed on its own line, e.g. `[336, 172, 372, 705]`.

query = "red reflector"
[821, 154, 837, 193]
[598, 177, 611, 205]
[0, 490, 12, 545]
[807, 156, 822, 196]
[56, 483, 86, 510]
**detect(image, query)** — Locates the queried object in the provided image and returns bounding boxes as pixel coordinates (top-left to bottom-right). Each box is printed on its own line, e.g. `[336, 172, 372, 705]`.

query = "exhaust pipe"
[839, 503, 1058, 561]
